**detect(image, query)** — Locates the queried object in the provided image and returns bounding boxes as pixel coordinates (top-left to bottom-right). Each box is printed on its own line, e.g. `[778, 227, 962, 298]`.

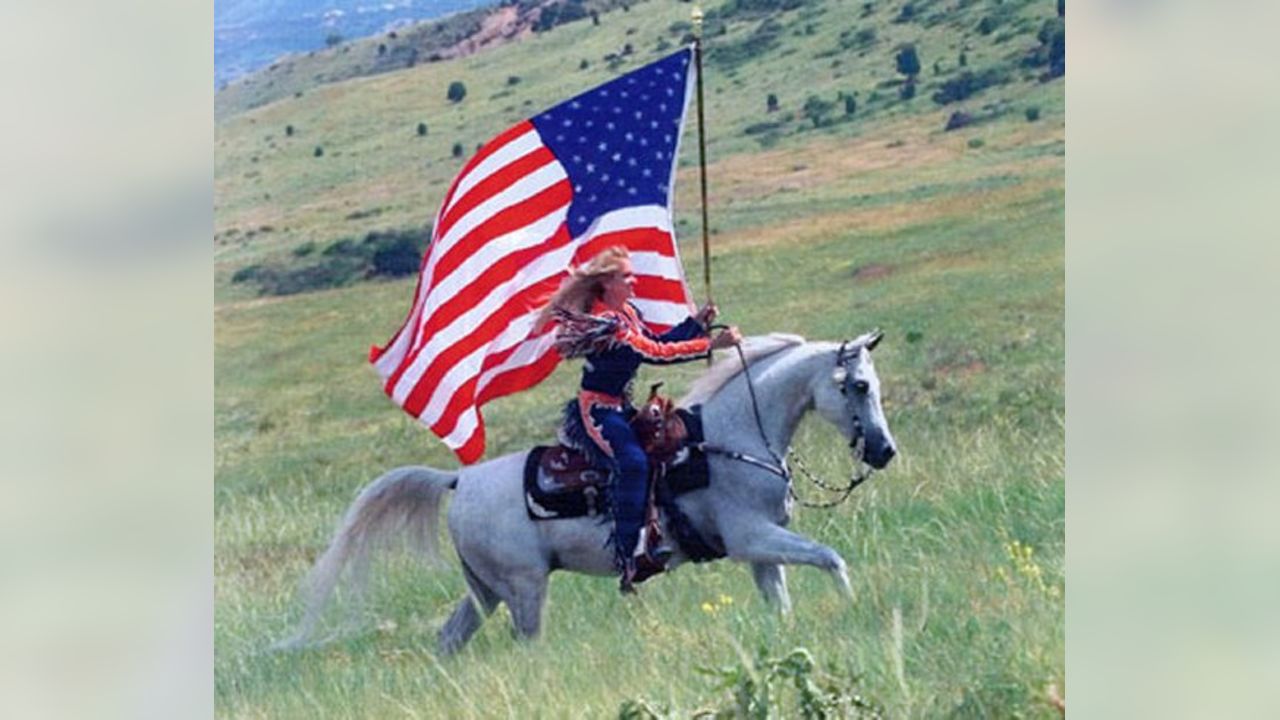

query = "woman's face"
[600, 258, 636, 310]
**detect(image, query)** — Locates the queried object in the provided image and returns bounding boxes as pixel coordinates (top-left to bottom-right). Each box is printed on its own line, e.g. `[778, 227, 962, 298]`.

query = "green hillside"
[215, 0, 1064, 716]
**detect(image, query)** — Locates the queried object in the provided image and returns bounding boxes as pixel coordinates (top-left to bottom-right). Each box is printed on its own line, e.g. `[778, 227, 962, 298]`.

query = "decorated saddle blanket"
[524, 406, 710, 521]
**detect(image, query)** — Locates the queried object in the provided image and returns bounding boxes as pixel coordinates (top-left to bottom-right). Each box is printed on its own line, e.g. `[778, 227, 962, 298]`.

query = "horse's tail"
[276, 465, 457, 650]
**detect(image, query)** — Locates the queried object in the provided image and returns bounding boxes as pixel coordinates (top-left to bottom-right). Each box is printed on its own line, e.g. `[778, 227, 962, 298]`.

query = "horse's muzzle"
[864, 443, 896, 469]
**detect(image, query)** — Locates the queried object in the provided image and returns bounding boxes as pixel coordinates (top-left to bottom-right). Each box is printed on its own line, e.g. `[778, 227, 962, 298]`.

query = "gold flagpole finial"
[691, 6, 704, 37]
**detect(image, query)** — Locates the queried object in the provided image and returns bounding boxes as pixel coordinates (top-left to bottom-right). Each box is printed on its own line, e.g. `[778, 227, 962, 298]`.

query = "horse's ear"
[866, 329, 883, 351]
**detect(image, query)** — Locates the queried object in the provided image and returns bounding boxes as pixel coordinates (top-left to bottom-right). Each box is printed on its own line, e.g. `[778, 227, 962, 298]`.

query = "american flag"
[370, 47, 699, 463]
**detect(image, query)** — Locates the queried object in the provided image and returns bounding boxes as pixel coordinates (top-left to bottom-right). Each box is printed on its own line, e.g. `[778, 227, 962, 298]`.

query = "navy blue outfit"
[559, 303, 710, 570]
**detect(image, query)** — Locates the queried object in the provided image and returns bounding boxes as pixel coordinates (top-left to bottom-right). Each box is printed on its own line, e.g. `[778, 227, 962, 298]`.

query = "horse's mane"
[681, 333, 807, 406]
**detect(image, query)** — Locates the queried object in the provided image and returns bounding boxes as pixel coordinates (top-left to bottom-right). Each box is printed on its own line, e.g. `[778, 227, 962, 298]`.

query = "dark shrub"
[844, 94, 857, 115]
[231, 264, 263, 283]
[894, 3, 915, 23]
[932, 67, 1010, 104]
[378, 43, 387, 56]
[370, 235, 422, 277]
[579, 58, 589, 70]
[452, 142, 464, 158]
[977, 16, 996, 35]
[767, 93, 779, 112]
[417, 122, 428, 136]
[285, 124, 294, 137]
[1025, 106, 1041, 122]
[313, 145, 324, 157]
[896, 45, 920, 78]
[447, 80, 467, 103]
[507, 75, 521, 85]
[292, 241, 316, 257]
[898, 80, 916, 100]
[803, 95, 834, 127]
[944, 111, 973, 131]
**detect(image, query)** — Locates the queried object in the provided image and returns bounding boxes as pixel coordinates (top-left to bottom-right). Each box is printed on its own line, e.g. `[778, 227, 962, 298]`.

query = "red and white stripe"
[371, 122, 694, 463]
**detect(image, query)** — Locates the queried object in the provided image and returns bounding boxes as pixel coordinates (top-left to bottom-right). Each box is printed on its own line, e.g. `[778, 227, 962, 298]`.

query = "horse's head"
[812, 330, 898, 469]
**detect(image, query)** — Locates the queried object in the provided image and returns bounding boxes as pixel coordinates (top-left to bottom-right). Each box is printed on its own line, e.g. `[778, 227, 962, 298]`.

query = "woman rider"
[543, 246, 742, 592]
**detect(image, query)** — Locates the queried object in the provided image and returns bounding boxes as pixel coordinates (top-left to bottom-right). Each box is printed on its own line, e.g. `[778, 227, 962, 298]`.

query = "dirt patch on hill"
[442, 5, 535, 60]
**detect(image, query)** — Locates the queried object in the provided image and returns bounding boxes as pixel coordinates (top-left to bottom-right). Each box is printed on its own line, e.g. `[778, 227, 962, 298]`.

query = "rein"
[700, 333, 873, 509]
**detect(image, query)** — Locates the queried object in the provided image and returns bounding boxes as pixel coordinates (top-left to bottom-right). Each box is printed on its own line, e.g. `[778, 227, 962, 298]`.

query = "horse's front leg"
[751, 563, 792, 614]
[724, 522, 852, 598]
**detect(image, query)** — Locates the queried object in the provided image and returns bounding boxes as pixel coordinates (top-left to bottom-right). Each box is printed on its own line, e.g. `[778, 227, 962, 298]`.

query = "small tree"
[313, 145, 324, 157]
[958, 51, 968, 67]
[1025, 106, 1041, 122]
[895, 45, 921, 78]
[417, 122, 428, 137]
[767, 93, 779, 112]
[285, 124, 294, 137]
[325, 32, 343, 48]
[803, 95, 834, 128]
[579, 58, 590, 70]
[378, 43, 387, 56]
[452, 142, 464, 158]
[447, 81, 467, 103]
[844, 94, 857, 116]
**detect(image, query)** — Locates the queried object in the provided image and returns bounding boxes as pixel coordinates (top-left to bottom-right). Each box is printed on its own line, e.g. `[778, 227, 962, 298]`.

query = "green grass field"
[216, 0, 1063, 715]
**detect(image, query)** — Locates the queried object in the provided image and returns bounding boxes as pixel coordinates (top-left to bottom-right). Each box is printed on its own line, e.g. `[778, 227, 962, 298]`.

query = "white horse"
[280, 332, 897, 654]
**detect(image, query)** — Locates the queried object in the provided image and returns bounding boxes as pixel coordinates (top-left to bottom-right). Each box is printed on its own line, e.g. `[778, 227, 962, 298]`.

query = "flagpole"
[691, 7, 712, 308]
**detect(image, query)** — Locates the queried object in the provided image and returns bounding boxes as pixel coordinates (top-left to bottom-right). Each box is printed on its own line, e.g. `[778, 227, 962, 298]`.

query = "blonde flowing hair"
[537, 245, 631, 326]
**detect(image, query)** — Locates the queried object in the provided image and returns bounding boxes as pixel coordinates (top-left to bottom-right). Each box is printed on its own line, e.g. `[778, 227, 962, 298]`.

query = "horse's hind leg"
[438, 557, 500, 656]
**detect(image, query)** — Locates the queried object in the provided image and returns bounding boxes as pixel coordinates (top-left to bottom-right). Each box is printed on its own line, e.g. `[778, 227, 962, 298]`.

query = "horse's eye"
[852, 380, 870, 394]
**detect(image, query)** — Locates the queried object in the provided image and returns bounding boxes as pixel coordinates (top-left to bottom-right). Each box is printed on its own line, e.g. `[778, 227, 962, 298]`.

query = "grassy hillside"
[215, 0, 1063, 716]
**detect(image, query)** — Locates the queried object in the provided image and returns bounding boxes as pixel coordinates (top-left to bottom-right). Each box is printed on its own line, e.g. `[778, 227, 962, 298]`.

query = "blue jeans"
[584, 404, 649, 566]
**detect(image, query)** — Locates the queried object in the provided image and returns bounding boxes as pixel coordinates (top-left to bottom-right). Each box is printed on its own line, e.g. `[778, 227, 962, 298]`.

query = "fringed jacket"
[555, 302, 710, 400]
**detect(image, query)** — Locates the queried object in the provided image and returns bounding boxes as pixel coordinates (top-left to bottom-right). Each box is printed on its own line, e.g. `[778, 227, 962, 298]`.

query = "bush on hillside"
[803, 95, 835, 127]
[285, 124, 294, 137]
[844, 94, 857, 116]
[932, 67, 1010, 104]
[944, 110, 974, 131]
[895, 44, 921, 78]
[452, 142, 464, 158]
[417, 122, 428, 136]
[898, 79, 916, 100]
[313, 146, 324, 157]
[767, 93, 779, 112]
[533, 0, 589, 32]
[1025, 106, 1041, 122]
[231, 227, 428, 297]
[447, 81, 467, 103]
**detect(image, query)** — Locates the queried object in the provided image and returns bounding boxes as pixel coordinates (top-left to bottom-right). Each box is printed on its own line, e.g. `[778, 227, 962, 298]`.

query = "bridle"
[697, 334, 876, 509]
